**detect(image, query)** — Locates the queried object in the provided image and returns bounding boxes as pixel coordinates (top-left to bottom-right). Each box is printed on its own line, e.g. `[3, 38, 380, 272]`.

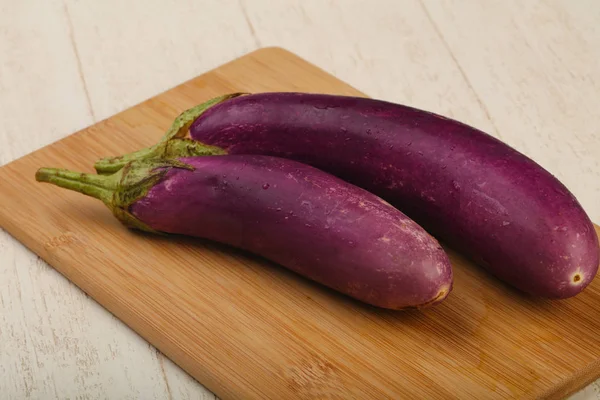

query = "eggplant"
[94, 92, 599, 299]
[36, 155, 453, 310]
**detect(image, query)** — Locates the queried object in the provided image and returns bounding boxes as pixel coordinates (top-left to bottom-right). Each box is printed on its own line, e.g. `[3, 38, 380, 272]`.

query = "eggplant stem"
[35, 160, 190, 234]
[93, 92, 245, 174]
[35, 168, 117, 205]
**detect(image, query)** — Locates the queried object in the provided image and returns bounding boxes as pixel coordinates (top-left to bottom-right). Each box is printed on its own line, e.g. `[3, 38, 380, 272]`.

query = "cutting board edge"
[542, 357, 600, 400]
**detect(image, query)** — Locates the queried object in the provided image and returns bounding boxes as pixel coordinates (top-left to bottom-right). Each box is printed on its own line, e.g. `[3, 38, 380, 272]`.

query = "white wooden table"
[1, 1, 599, 399]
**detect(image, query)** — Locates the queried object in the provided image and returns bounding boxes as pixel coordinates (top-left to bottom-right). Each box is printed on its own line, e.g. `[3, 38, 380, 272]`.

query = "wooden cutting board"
[1, 47, 599, 400]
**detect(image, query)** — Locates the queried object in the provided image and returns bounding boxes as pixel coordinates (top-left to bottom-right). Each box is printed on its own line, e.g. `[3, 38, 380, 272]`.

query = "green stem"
[94, 146, 158, 175]
[93, 92, 245, 174]
[94, 139, 226, 175]
[35, 167, 118, 205]
[36, 159, 194, 234]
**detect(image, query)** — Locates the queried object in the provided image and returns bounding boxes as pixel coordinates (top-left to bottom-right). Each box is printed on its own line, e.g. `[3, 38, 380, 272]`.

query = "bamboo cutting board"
[0, 47, 599, 400]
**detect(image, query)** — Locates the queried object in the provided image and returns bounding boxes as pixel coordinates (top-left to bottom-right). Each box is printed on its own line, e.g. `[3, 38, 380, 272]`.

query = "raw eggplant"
[37, 155, 453, 310]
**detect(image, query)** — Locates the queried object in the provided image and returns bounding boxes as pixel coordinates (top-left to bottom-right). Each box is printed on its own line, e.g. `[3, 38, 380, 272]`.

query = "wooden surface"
[1, 2, 599, 399]
[1, 46, 599, 400]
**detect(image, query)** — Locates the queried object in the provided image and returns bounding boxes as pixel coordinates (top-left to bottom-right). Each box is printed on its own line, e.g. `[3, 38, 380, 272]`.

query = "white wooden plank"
[63, 0, 259, 121]
[0, 0, 92, 165]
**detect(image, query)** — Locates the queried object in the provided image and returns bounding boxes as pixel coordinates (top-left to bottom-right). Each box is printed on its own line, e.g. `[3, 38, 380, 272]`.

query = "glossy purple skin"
[189, 92, 600, 298]
[129, 155, 452, 309]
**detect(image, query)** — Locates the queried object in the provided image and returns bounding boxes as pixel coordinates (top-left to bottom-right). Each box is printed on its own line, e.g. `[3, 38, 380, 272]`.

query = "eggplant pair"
[37, 92, 599, 308]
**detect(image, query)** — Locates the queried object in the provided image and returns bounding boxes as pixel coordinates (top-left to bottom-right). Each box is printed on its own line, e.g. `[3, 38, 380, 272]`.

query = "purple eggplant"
[36, 155, 453, 310]
[94, 92, 599, 299]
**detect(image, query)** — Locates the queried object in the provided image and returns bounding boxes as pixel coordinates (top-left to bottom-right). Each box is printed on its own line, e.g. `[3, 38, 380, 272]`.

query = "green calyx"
[93, 92, 246, 175]
[35, 159, 194, 233]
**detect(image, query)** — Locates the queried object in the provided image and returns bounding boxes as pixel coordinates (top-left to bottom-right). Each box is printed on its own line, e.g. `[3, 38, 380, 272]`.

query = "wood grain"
[0, 47, 599, 400]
